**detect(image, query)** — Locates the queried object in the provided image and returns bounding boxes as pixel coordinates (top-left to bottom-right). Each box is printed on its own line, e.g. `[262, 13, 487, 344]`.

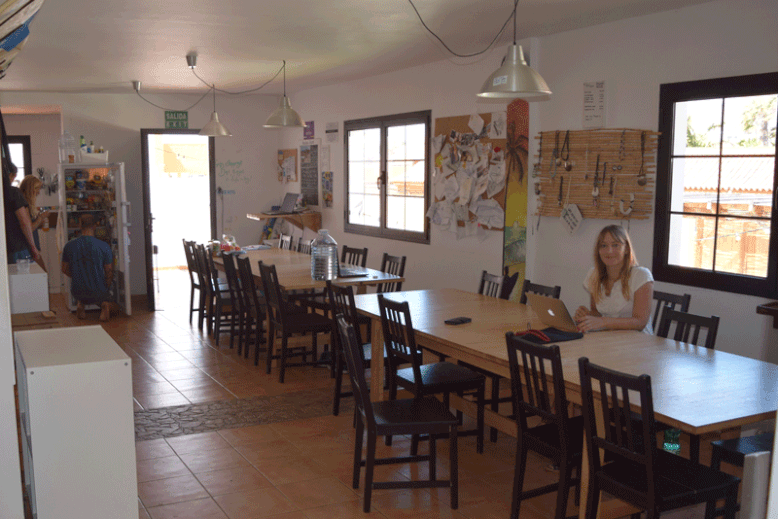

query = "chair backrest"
[505, 333, 573, 449]
[478, 270, 504, 298]
[377, 294, 423, 391]
[578, 357, 658, 489]
[206, 251, 229, 301]
[500, 270, 519, 300]
[183, 240, 197, 284]
[652, 290, 691, 334]
[376, 252, 406, 293]
[278, 234, 292, 250]
[656, 308, 719, 349]
[519, 279, 562, 305]
[341, 245, 368, 267]
[193, 244, 215, 292]
[257, 261, 287, 327]
[297, 237, 313, 255]
[236, 255, 263, 313]
[336, 315, 375, 426]
[326, 281, 364, 346]
[221, 252, 244, 309]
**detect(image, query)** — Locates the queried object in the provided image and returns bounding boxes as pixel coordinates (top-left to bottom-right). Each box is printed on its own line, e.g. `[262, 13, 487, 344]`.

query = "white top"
[583, 266, 654, 334]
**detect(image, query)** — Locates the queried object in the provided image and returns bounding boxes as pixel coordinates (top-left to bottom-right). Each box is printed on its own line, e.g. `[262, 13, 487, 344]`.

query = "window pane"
[667, 213, 715, 270]
[714, 217, 770, 277]
[669, 157, 720, 213]
[673, 99, 722, 155]
[9, 143, 25, 181]
[722, 94, 777, 155]
[349, 193, 365, 225]
[364, 161, 380, 195]
[387, 195, 405, 230]
[719, 158, 773, 218]
[363, 194, 380, 227]
[365, 129, 380, 161]
[405, 124, 426, 160]
[387, 126, 406, 162]
[349, 163, 365, 194]
[406, 160, 426, 196]
[405, 196, 425, 232]
[387, 162, 406, 195]
[349, 130, 365, 161]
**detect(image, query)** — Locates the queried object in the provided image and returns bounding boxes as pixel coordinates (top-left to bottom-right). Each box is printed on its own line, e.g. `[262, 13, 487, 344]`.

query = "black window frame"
[8, 135, 32, 178]
[653, 72, 778, 298]
[343, 110, 431, 244]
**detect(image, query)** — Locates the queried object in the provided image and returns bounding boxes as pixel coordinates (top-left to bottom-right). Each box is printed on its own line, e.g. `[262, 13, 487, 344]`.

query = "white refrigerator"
[57, 162, 132, 315]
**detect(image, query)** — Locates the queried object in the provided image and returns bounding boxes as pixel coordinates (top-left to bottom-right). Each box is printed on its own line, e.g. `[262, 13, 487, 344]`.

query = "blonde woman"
[19, 175, 49, 271]
[574, 225, 653, 333]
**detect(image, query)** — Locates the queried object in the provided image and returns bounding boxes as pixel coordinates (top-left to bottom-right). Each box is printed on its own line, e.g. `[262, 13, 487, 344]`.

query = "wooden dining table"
[212, 248, 403, 293]
[353, 288, 778, 519]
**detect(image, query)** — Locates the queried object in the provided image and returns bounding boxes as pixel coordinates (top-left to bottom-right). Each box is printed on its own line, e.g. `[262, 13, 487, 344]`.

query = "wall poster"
[300, 140, 319, 206]
[277, 149, 297, 182]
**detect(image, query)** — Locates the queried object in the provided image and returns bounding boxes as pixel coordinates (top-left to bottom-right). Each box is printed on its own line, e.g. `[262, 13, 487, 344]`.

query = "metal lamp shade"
[477, 44, 551, 99]
[264, 96, 305, 128]
[199, 111, 232, 137]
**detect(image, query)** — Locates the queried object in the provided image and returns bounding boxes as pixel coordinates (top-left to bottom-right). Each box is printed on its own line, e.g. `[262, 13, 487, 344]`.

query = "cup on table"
[17, 258, 30, 273]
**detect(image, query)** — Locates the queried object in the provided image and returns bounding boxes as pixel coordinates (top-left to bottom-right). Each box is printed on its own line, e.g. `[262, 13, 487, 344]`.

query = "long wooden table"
[353, 288, 778, 518]
[213, 248, 403, 293]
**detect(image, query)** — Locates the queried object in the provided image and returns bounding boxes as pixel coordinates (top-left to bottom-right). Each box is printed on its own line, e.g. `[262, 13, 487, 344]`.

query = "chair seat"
[524, 415, 584, 460]
[599, 450, 740, 509]
[280, 310, 333, 334]
[373, 397, 458, 432]
[396, 362, 485, 392]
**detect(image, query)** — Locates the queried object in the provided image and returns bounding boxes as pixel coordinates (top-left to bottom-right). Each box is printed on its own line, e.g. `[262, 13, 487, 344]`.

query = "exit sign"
[165, 111, 188, 129]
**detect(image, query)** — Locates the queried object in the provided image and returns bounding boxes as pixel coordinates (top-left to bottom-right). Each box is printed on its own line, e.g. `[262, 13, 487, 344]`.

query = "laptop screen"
[279, 193, 299, 212]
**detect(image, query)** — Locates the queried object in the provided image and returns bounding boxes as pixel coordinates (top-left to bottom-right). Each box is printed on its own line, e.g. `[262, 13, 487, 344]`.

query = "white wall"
[0, 92, 282, 296]
[286, 0, 778, 361]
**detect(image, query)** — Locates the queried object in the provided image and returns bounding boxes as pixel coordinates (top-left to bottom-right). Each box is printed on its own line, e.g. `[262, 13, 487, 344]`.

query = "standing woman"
[574, 224, 653, 333]
[19, 175, 49, 272]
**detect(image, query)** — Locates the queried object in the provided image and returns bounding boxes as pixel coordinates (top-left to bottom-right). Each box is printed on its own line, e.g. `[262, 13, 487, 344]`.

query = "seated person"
[61, 214, 114, 321]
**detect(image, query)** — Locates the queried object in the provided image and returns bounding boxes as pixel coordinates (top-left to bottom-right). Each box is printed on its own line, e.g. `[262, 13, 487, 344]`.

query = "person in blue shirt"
[61, 214, 114, 321]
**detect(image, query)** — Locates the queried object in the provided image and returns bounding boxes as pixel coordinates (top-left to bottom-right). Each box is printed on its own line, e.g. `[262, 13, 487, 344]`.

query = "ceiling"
[3, 0, 713, 96]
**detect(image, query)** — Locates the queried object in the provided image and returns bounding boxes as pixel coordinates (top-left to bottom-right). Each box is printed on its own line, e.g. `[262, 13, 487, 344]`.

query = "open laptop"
[525, 292, 579, 332]
[337, 263, 370, 278]
[265, 193, 300, 215]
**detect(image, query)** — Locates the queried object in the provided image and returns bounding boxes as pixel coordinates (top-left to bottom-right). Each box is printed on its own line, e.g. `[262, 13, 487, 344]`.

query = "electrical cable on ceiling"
[190, 63, 284, 96]
[406, 0, 519, 58]
[133, 81, 213, 112]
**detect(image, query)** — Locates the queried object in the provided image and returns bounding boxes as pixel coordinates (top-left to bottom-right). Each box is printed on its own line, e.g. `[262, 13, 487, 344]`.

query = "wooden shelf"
[247, 211, 322, 233]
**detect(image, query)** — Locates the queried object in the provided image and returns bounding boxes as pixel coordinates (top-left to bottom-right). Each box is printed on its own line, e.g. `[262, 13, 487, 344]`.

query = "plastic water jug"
[311, 229, 339, 280]
[58, 131, 79, 163]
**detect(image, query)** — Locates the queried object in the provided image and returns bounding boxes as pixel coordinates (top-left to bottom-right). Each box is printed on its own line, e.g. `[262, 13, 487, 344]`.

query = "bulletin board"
[277, 149, 297, 182]
[431, 112, 508, 230]
[300, 142, 319, 206]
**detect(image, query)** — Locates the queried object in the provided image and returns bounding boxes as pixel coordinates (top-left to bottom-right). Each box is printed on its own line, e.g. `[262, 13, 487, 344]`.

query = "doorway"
[141, 130, 215, 311]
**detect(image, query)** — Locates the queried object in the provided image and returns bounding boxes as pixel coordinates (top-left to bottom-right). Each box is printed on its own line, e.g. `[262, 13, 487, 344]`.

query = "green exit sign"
[165, 111, 188, 129]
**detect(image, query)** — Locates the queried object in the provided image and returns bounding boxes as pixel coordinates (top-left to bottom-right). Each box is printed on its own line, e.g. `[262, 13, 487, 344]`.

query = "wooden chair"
[501, 269, 520, 301]
[236, 255, 267, 366]
[220, 252, 246, 351]
[182, 240, 202, 325]
[335, 315, 459, 513]
[375, 252, 406, 293]
[341, 245, 368, 267]
[296, 237, 313, 254]
[652, 290, 691, 334]
[506, 333, 582, 519]
[578, 357, 740, 519]
[192, 244, 228, 336]
[657, 308, 719, 350]
[258, 261, 334, 383]
[378, 294, 485, 454]
[519, 279, 562, 305]
[278, 233, 292, 250]
[207, 251, 241, 348]
[478, 270, 504, 298]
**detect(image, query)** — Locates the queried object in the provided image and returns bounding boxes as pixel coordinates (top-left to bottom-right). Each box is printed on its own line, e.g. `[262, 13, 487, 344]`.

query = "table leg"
[370, 316, 386, 402]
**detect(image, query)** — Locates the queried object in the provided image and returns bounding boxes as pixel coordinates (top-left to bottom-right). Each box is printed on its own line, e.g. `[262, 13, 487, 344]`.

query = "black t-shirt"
[4, 185, 29, 254]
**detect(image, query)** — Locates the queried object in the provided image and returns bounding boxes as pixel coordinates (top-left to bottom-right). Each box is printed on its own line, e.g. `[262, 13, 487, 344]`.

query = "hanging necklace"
[560, 130, 572, 171]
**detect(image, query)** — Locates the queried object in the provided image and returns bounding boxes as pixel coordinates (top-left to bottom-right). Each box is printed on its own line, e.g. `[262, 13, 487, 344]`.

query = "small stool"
[705, 432, 773, 519]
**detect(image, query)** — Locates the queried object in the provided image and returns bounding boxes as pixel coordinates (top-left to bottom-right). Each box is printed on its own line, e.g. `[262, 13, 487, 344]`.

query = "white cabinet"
[15, 326, 137, 519]
[8, 263, 49, 314]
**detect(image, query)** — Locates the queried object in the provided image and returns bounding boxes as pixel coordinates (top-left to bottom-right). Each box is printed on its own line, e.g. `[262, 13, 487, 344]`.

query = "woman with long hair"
[19, 175, 49, 271]
[574, 225, 653, 333]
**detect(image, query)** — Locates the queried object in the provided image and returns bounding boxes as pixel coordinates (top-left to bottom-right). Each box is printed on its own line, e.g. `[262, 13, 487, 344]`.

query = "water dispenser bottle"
[58, 131, 79, 163]
[311, 229, 339, 280]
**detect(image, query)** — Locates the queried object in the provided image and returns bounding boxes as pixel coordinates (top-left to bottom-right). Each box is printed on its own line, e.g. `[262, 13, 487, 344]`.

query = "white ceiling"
[3, 0, 713, 96]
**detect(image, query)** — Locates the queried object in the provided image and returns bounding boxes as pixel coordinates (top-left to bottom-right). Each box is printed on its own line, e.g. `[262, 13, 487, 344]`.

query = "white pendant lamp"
[200, 85, 232, 137]
[264, 60, 305, 128]
[477, 1, 551, 99]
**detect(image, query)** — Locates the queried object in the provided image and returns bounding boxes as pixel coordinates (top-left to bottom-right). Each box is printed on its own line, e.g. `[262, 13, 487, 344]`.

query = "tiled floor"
[46, 270, 714, 519]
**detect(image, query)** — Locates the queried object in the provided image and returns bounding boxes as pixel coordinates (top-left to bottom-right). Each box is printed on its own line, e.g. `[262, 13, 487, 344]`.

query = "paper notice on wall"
[320, 145, 330, 171]
[583, 81, 606, 128]
[325, 122, 339, 143]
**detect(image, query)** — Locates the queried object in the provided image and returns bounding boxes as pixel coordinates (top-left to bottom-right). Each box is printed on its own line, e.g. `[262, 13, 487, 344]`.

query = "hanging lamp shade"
[477, 44, 551, 99]
[199, 85, 232, 137]
[264, 96, 304, 128]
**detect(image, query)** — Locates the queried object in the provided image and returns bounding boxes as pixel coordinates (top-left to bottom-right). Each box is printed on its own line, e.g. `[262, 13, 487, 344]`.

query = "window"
[8, 135, 32, 186]
[654, 72, 778, 297]
[344, 110, 431, 243]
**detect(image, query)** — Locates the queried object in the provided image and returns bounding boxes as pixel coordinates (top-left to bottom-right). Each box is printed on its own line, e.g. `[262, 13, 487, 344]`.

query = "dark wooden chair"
[258, 261, 334, 383]
[220, 252, 247, 352]
[236, 255, 267, 366]
[182, 239, 202, 325]
[501, 269, 520, 301]
[207, 251, 241, 348]
[657, 308, 719, 350]
[519, 279, 562, 305]
[378, 294, 485, 454]
[278, 233, 292, 250]
[335, 315, 459, 513]
[341, 245, 368, 267]
[193, 244, 228, 336]
[652, 290, 691, 334]
[296, 237, 313, 254]
[478, 270, 504, 298]
[375, 252, 406, 293]
[578, 357, 740, 519]
[506, 333, 582, 519]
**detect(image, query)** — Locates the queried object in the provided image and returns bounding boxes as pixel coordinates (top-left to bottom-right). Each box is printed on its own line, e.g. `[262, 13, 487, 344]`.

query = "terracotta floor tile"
[213, 487, 298, 518]
[158, 367, 209, 381]
[251, 455, 331, 486]
[146, 497, 228, 519]
[170, 378, 223, 392]
[137, 438, 177, 461]
[217, 424, 282, 446]
[166, 431, 232, 455]
[195, 464, 273, 496]
[138, 473, 209, 507]
[137, 455, 191, 483]
[134, 380, 182, 396]
[149, 358, 199, 371]
[180, 387, 234, 404]
[135, 391, 191, 410]
[233, 439, 304, 463]
[302, 500, 389, 519]
[370, 489, 460, 519]
[275, 476, 359, 509]
[179, 446, 252, 474]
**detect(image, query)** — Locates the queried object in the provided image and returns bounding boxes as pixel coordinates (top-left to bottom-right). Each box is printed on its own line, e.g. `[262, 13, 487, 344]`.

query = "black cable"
[134, 88, 213, 112]
[190, 62, 284, 95]
[406, 0, 519, 58]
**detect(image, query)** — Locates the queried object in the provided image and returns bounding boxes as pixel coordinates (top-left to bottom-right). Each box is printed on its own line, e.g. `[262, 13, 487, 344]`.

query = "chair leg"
[353, 416, 364, 489]
[450, 424, 458, 510]
[279, 335, 288, 383]
[555, 458, 572, 519]
[430, 435, 437, 481]
[489, 375, 500, 443]
[363, 430, 377, 513]
[585, 474, 600, 519]
[510, 436, 528, 519]
[475, 383, 485, 454]
[333, 349, 345, 416]
[189, 285, 195, 324]
[385, 377, 398, 446]
[197, 288, 206, 330]
[266, 323, 275, 374]
[214, 305, 223, 346]
[228, 308, 237, 350]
